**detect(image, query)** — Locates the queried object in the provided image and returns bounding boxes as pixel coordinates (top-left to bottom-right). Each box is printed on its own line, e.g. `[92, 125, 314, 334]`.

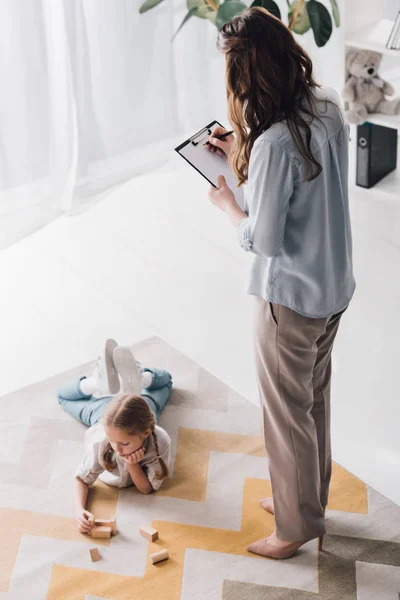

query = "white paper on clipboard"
[174, 120, 245, 210]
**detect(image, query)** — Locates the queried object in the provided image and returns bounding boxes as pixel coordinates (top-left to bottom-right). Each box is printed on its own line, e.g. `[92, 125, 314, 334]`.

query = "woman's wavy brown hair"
[217, 6, 326, 185]
[102, 394, 168, 481]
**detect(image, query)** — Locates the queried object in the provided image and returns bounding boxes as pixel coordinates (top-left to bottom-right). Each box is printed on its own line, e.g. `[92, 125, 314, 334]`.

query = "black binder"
[356, 123, 398, 189]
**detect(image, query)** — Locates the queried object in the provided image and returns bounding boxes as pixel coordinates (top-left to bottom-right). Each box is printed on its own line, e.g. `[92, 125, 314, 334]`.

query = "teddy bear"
[342, 49, 400, 125]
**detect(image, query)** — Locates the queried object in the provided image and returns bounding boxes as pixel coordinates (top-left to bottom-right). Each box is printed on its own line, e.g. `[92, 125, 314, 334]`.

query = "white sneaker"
[93, 339, 119, 396]
[112, 346, 142, 395]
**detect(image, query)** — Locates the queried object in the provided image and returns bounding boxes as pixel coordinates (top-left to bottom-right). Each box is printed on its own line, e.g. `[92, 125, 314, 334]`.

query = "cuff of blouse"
[237, 217, 252, 252]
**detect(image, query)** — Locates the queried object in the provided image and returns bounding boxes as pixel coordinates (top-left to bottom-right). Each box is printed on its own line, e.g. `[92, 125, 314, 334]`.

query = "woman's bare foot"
[247, 530, 308, 559]
[259, 497, 274, 515]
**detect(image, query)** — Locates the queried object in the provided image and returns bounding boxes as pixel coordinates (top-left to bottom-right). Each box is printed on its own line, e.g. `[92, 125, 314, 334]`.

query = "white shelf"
[364, 113, 400, 129]
[350, 168, 400, 200]
[356, 167, 400, 199]
[346, 20, 400, 57]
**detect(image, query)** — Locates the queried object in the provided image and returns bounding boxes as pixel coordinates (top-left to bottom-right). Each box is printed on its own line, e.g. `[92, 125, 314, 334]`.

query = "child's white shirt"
[75, 422, 171, 491]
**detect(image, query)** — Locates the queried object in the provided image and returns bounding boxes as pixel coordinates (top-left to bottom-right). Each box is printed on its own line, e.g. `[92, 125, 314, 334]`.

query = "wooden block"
[89, 548, 101, 562]
[149, 549, 169, 564]
[95, 518, 117, 535]
[140, 525, 159, 542]
[91, 526, 111, 539]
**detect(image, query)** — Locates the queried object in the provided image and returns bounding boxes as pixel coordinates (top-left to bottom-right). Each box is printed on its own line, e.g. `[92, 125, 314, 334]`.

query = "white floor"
[1, 151, 400, 506]
[0, 155, 258, 402]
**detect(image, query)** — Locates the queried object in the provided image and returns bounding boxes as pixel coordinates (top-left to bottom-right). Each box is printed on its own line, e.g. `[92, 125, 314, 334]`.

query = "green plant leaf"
[188, 0, 217, 20]
[139, 0, 165, 14]
[171, 8, 197, 41]
[306, 0, 333, 46]
[250, 0, 281, 19]
[288, 0, 310, 34]
[215, 1, 247, 29]
[330, 0, 340, 27]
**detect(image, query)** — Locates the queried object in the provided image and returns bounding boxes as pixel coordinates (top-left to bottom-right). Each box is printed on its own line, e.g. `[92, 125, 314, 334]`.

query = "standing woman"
[208, 7, 356, 559]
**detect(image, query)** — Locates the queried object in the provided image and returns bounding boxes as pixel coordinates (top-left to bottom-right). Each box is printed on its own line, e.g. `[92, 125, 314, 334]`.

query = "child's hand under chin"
[122, 446, 145, 465]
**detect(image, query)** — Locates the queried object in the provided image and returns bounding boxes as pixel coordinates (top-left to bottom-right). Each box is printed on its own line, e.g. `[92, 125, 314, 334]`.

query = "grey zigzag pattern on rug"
[223, 534, 400, 599]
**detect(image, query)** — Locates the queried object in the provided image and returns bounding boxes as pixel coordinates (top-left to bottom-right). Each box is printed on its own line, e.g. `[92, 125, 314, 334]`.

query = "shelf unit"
[344, 4, 400, 198]
[359, 113, 400, 129]
[345, 19, 400, 57]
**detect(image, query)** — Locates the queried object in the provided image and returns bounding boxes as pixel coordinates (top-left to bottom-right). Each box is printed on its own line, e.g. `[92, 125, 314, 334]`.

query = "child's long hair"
[102, 393, 169, 480]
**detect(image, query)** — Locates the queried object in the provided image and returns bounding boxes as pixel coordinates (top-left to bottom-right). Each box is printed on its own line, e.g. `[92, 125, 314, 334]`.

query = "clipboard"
[174, 120, 244, 207]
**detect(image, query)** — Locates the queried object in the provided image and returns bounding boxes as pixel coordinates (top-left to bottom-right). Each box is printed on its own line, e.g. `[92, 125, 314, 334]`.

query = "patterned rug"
[1, 336, 399, 600]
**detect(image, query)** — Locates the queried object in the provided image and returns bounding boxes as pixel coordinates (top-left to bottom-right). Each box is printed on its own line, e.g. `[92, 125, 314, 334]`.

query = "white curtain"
[0, 0, 227, 248]
[0, 0, 344, 249]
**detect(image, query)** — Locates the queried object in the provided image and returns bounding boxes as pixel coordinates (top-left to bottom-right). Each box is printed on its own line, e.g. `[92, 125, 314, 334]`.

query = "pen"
[203, 130, 234, 146]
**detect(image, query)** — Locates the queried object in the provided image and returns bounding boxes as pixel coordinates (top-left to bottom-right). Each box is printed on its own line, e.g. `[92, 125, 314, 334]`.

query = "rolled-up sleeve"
[75, 446, 104, 486]
[237, 140, 294, 258]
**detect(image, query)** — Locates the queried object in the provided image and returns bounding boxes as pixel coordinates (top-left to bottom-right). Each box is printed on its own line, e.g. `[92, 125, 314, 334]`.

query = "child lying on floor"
[56, 339, 173, 533]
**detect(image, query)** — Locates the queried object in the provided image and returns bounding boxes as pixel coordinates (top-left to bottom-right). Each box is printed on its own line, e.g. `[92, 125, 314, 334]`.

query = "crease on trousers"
[253, 296, 348, 541]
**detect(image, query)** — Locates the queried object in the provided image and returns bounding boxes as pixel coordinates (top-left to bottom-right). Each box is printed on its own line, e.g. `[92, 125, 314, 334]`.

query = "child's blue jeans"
[57, 368, 172, 427]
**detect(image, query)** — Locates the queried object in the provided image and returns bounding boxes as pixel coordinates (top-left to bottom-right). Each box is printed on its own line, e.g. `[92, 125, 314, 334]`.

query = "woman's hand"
[76, 509, 94, 534]
[123, 446, 145, 465]
[208, 175, 236, 212]
[209, 175, 247, 227]
[205, 126, 235, 159]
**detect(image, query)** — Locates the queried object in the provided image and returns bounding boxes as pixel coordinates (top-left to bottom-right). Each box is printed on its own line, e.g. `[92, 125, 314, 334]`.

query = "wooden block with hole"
[140, 525, 159, 542]
[149, 549, 169, 564]
[89, 548, 101, 562]
[91, 526, 111, 539]
[95, 518, 117, 535]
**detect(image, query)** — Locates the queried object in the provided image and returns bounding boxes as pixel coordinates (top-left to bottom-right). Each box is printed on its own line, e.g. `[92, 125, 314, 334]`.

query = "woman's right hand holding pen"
[206, 126, 235, 159]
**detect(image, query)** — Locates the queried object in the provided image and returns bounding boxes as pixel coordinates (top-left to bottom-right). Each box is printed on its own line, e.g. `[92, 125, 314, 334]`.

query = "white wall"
[384, 0, 400, 19]
[335, 0, 400, 505]
[331, 178, 400, 505]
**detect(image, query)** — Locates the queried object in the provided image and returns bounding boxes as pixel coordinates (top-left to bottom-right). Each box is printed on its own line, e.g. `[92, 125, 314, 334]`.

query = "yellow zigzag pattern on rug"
[1, 426, 367, 597]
